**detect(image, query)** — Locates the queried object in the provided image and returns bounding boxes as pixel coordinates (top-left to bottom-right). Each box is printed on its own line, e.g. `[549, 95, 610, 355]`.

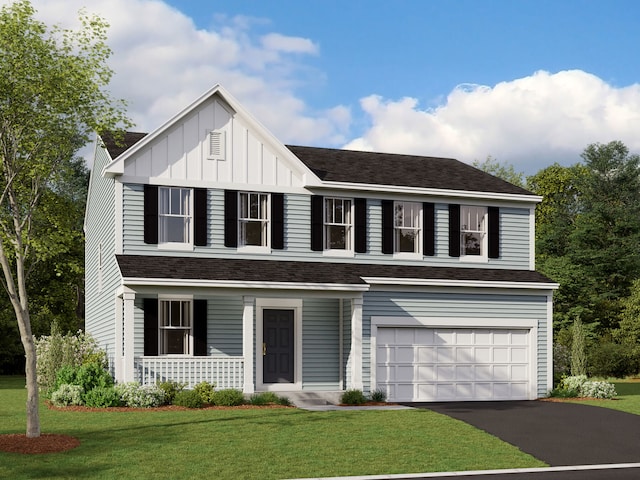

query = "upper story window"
[460, 205, 487, 257]
[159, 187, 192, 245]
[144, 185, 207, 248]
[394, 202, 421, 254]
[159, 299, 192, 355]
[325, 197, 352, 251]
[239, 192, 269, 247]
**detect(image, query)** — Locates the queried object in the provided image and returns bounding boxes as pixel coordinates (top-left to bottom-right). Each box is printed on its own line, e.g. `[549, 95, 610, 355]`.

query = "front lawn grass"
[0, 376, 545, 479]
[574, 380, 640, 415]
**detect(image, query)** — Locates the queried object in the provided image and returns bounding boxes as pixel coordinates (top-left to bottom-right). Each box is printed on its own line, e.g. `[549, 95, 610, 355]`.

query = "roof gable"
[101, 84, 318, 189]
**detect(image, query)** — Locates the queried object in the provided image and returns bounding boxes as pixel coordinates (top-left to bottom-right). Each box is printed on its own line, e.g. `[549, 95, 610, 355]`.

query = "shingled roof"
[116, 255, 555, 286]
[287, 145, 533, 195]
[100, 131, 531, 195]
[101, 131, 147, 159]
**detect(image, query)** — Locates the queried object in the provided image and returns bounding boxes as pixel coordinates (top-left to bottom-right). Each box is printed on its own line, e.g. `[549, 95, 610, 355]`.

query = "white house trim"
[255, 298, 303, 392]
[361, 277, 559, 290]
[242, 296, 255, 394]
[121, 277, 371, 292]
[311, 182, 542, 204]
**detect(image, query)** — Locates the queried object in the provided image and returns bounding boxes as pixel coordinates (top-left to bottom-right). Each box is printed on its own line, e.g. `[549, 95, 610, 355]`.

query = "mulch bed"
[0, 434, 80, 454]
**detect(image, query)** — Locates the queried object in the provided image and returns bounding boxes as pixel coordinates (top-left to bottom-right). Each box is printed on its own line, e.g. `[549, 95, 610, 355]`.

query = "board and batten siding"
[121, 187, 533, 270]
[362, 289, 549, 397]
[119, 95, 305, 188]
[85, 144, 121, 367]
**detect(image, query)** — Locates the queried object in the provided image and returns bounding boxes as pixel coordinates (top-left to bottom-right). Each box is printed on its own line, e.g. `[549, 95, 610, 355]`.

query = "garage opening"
[376, 327, 531, 402]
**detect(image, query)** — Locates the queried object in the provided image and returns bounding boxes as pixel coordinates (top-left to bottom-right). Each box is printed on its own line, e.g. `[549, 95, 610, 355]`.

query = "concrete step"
[276, 391, 342, 408]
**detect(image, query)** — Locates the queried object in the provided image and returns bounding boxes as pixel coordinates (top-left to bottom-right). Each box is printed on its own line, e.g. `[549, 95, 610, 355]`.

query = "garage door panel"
[377, 327, 530, 402]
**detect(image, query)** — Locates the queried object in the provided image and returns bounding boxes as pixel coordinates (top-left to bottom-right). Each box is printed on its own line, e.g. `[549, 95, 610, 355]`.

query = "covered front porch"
[113, 285, 368, 394]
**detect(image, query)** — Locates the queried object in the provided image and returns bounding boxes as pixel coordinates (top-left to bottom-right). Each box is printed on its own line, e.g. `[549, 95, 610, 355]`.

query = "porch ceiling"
[116, 255, 554, 286]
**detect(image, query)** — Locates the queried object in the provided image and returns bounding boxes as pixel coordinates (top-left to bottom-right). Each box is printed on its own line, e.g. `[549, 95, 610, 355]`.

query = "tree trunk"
[20, 321, 40, 438]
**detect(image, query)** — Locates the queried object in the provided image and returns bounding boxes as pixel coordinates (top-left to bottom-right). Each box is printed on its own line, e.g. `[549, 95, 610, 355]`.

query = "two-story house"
[85, 84, 557, 402]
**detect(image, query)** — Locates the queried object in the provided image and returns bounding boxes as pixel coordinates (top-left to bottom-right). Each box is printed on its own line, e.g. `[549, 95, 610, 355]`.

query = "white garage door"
[376, 327, 530, 402]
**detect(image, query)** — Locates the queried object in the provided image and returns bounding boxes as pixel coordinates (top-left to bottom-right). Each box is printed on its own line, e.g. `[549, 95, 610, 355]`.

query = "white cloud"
[345, 70, 640, 174]
[6, 0, 344, 147]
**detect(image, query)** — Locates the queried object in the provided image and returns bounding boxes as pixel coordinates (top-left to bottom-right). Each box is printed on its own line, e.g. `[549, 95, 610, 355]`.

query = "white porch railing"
[138, 356, 244, 390]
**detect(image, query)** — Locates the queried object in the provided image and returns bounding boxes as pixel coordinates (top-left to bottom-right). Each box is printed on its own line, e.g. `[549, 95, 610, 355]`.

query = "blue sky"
[11, 0, 640, 174]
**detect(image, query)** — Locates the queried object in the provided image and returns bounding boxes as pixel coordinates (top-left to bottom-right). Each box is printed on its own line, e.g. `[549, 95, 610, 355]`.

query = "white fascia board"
[361, 276, 559, 290]
[312, 181, 543, 204]
[116, 175, 312, 195]
[122, 277, 370, 292]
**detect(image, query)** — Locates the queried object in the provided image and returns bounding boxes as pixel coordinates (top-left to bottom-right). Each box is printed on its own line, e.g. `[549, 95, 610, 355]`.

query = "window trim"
[238, 191, 271, 253]
[158, 186, 193, 248]
[460, 205, 488, 262]
[392, 201, 422, 258]
[323, 196, 354, 256]
[158, 296, 193, 356]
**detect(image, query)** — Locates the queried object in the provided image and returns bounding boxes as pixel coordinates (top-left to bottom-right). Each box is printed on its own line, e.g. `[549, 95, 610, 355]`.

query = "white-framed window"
[461, 205, 487, 257]
[159, 187, 192, 245]
[239, 192, 269, 247]
[159, 299, 192, 355]
[325, 197, 352, 250]
[394, 202, 421, 254]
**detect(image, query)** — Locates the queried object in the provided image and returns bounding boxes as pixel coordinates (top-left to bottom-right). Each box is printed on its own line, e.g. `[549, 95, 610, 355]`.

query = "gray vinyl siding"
[85, 145, 120, 367]
[208, 297, 243, 356]
[121, 187, 533, 270]
[362, 289, 549, 397]
[302, 298, 341, 390]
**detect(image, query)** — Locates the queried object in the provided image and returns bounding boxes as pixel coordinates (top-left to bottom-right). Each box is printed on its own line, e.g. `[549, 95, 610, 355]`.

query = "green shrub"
[173, 389, 203, 408]
[550, 375, 617, 399]
[211, 388, 245, 407]
[247, 392, 291, 406]
[369, 388, 387, 403]
[116, 382, 165, 408]
[50, 384, 83, 407]
[76, 362, 114, 391]
[157, 380, 186, 405]
[341, 389, 367, 405]
[35, 324, 108, 395]
[547, 386, 579, 398]
[193, 381, 216, 404]
[83, 386, 121, 407]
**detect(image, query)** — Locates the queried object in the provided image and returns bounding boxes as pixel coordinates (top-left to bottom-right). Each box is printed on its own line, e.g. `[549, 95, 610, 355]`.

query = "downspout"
[339, 298, 344, 390]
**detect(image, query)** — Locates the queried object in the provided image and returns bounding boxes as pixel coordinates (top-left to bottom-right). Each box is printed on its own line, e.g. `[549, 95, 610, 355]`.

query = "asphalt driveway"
[405, 400, 640, 466]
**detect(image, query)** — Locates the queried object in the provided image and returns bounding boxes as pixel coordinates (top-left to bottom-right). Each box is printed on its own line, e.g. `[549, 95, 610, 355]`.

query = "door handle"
[263, 342, 267, 356]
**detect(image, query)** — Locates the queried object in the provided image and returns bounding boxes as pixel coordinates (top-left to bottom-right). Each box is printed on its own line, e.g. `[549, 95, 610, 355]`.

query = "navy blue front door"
[263, 309, 295, 383]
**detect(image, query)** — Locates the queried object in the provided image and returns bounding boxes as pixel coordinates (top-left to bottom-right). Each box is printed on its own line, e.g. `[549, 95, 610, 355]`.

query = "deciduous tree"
[0, 0, 130, 437]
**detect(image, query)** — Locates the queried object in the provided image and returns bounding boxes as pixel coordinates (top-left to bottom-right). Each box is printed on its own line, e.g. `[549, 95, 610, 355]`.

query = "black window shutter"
[271, 193, 285, 249]
[423, 202, 435, 256]
[194, 188, 208, 246]
[354, 198, 367, 253]
[143, 298, 158, 356]
[448, 204, 461, 257]
[143, 185, 158, 244]
[193, 300, 208, 356]
[224, 190, 238, 248]
[488, 206, 500, 259]
[310, 195, 324, 251]
[381, 200, 394, 254]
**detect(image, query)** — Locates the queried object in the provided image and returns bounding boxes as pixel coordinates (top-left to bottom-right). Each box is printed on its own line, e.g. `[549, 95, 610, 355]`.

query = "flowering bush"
[581, 380, 617, 399]
[50, 384, 83, 407]
[116, 382, 165, 408]
[35, 324, 107, 394]
[556, 375, 617, 399]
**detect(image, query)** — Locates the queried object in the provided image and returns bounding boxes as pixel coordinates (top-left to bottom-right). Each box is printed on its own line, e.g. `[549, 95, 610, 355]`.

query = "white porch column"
[350, 296, 364, 390]
[114, 295, 124, 382]
[122, 291, 136, 382]
[242, 296, 255, 394]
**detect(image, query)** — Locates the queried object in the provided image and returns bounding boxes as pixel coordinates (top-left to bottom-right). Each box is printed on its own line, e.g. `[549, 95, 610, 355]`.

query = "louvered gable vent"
[208, 130, 226, 160]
